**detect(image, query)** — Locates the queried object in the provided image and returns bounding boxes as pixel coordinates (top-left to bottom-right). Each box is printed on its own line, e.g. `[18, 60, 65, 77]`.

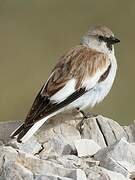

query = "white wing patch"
[50, 79, 76, 102]
[50, 63, 110, 103]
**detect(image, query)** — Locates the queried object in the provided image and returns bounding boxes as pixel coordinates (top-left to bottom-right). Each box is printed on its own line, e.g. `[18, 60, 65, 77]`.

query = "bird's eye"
[98, 36, 104, 41]
[98, 36, 104, 40]
[98, 35, 109, 42]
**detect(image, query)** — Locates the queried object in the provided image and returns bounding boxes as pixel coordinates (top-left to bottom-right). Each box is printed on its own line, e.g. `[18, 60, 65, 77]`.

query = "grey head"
[81, 25, 120, 54]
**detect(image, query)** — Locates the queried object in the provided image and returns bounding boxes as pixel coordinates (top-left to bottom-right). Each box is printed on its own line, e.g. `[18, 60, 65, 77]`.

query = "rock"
[8, 137, 42, 155]
[67, 169, 87, 180]
[87, 166, 128, 180]
[54, 155, 99, 169]
[81, 115, 127, 148]
[4, 162, 33, 180]
[124, 121, 135, 142]
[81, 116, 107, 148]
[96, 116, 127, 146]
[35, 170, 87, 180]
[0, 121, 22, 143]
[0, 141, 3, 146]
[35, 175, 73, 180]
[0, 145, 87, 180]
[35, 113, 81, 145]
[39, 135, 74, 157]
[18, 152, 87, 179]
[95, 138, 135, 178]
[1, 114, 135, 179]
[74, 139, 101, 157]
[103, 168, 129, 180]
[0, 146, 19, 179]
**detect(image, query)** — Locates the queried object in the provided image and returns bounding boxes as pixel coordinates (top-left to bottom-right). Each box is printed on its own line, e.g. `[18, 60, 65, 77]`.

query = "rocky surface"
[0, 112, 135, 180]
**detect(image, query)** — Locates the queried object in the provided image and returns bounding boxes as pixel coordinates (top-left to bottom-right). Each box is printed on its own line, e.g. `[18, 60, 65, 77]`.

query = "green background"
[0, 0, 134, 125]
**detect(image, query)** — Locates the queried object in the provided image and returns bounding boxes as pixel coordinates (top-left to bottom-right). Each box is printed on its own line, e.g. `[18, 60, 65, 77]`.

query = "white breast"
[96, 54, 117, 103]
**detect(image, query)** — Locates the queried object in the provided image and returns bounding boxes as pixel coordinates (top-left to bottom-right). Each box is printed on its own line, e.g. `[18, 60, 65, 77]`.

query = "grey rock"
[96, 116, 127, 146]
[74, 139, 101, 157]
[8, 137, 42, 155]
[82, 115, 127, 148]
[39, 135, 74, 157]
[66, 169, 87, 180]
[35, 170, 87, 180]
[0, 146, 20, 179]
[87, 166, 128, 180]
[81, 116, 107, 148]
[18, 152, 83, 179]
[124, 121, 135, 142]
[35, 175, 72, 180]
[95, 138, 135, 178]
[36, 123, 81, 150]
[1, 114, 135, 179]
[4, 162, 33, 180]
[55, 155, 99, 169]
[0, 121, 22, 143]
[0, 141, 3, 146]
[0, 145, 87, 180]
[35, 113, 81, 145]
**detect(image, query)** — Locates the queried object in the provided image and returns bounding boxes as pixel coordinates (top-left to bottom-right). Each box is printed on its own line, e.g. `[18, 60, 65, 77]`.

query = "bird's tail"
[10, 116, 48, 143]
[10, 123, 25, 138]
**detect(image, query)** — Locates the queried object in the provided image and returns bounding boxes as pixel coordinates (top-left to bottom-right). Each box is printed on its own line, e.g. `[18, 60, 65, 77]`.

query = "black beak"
[99, 36, 120, 44]
[109, 36, 120, 44]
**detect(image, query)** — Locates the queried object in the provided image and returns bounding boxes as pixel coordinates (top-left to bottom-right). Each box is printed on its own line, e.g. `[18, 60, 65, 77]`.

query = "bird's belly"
[68, 63, 117, 110]
[69, 82, 113, 110]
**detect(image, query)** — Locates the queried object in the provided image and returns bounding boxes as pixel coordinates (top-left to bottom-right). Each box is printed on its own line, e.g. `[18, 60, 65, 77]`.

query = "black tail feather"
[10, 123, 25, 139]
[17, 125, 32, 143]
[10, 123, 33, 143]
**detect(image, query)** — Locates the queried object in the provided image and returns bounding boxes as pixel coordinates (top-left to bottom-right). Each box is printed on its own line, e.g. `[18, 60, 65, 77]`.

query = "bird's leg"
[79, 110, 97, 118]
[77, 108, 97, 133]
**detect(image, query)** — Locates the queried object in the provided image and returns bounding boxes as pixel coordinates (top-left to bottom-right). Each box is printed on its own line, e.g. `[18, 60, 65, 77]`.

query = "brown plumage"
[10, 25, 120, 143]
[45, 45, 109, 95]
[23, 45, 110, 127]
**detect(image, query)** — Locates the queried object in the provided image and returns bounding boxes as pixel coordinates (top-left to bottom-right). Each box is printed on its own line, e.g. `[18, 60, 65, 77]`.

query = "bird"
[10, 25, 120, 143]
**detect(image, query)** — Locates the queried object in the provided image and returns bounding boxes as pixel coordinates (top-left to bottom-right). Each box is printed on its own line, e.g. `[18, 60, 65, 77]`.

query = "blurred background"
[0, 0, 134, 125]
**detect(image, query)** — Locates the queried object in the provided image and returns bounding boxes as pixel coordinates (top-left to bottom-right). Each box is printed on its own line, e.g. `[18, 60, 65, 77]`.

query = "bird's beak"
[99, 36, 120, 44]
[110, 37, 120, 44]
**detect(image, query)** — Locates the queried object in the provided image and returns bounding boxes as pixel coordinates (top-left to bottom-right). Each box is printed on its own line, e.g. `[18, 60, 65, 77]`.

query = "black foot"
[79, 110, 98, 119]
[77, 109, 98, 133]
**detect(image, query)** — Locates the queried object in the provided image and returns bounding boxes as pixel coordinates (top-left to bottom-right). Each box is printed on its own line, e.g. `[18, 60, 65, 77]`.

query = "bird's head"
[82, 25, 120, 54]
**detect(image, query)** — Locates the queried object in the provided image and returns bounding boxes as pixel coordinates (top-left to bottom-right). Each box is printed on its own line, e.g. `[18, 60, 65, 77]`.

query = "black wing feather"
[25, 87, 87, 127]
[12, 87, 88, 142]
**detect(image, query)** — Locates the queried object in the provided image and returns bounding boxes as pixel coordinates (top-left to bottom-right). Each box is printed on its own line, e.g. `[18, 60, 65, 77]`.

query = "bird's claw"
[77, 110, 98, 133]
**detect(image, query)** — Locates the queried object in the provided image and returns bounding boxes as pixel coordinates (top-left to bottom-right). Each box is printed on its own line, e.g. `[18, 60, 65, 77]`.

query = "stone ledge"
[0, 114, 135, 180]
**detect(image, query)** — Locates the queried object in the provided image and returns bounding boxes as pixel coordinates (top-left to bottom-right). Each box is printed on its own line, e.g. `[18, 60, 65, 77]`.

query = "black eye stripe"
[98, 35, 120, 51]
[98, 35, 112, 42]
[98, 35, 113, 51]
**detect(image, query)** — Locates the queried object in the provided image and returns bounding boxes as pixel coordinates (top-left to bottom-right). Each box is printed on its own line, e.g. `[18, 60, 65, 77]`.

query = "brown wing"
[24, 45, 110, 126]
[44, 45, 110, 94]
